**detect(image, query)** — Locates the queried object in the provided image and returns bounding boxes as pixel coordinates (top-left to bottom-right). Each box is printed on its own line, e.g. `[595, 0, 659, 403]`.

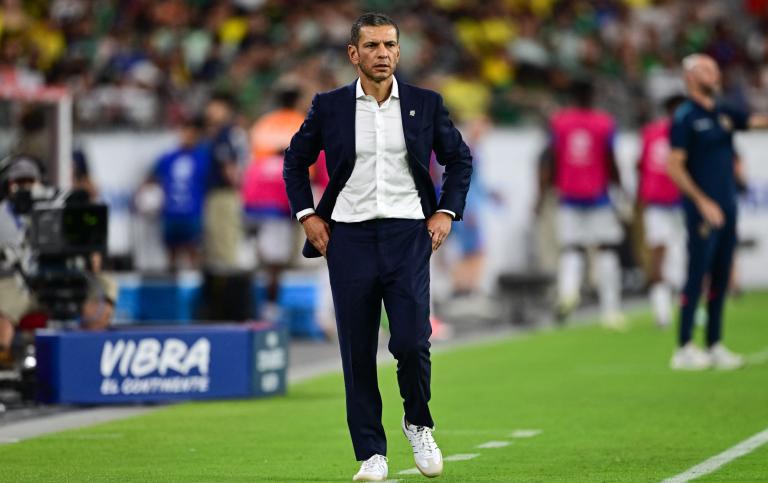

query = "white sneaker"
[353, 454, 388, 481]
[709, 343, 744, 370]
[401, 416, 443, 478]
[670, 343, 712, 370]
[601, 312, 628, 331]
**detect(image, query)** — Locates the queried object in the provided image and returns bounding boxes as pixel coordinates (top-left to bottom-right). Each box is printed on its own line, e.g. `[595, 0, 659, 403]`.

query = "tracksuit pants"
[679, 208, 737, 347]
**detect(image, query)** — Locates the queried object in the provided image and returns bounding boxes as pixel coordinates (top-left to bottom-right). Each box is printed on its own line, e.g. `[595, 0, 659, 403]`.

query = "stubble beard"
[699, 81, 720, 100]
[359, 63, 393, 83]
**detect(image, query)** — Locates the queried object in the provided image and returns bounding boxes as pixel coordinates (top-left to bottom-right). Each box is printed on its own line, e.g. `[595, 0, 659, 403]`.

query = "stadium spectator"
[138, 116, 210, 271]
[637, 94, 687, 328]
[0, 1, 766, 130]
[283, 12, 472, 480]
[667, 53, 768, 370]
[71, 148, 98, 202]
[203, 92, 247, 269]
[545, 79, 626, 329]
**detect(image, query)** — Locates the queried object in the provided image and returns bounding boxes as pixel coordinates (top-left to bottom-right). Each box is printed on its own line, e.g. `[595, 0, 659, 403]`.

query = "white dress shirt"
[296, 78, 454, 223]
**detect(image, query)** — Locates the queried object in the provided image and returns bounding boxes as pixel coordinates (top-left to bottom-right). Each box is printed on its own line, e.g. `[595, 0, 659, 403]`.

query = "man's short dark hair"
[570, 79, 594, 108]
[276, 87, 301, 109]
[209, 91, 236, 110]
[350, 12, 399, 46]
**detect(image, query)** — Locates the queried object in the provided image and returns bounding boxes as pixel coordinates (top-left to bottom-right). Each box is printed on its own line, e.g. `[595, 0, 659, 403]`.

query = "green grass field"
[3, 293, 768, 482]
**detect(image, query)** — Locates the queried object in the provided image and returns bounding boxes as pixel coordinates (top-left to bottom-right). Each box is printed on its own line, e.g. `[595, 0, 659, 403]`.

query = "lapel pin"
[409, 110, 415, 117]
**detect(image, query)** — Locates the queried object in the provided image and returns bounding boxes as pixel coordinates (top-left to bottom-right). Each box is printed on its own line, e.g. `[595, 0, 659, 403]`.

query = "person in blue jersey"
[667, 54, 768, 370]
[150, 117, 210, 270]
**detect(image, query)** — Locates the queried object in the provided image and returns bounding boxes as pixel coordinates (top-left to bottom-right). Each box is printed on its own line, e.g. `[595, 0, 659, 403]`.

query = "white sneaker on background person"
[402, 415, 443, 478]
[670, 342, 712, 370]
[709, 343, 744, 370]
[601, 312, 628, 332]
[352, 454, 388, 481]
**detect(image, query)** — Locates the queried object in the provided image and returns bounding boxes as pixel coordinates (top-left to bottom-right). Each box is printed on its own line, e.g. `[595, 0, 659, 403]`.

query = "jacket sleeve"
[283, 94, 323, 218]
[432, 93, 473, 220]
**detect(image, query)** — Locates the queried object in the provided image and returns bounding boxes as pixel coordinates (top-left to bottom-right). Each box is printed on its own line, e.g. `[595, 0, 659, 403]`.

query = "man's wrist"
[299, 213, 317, 224]
[436, 209, 456, 220]
[296, 208, 316, 222]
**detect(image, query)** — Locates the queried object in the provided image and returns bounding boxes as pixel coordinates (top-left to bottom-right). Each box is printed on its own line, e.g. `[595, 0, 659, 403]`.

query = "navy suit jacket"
[283, 78, 473, 258]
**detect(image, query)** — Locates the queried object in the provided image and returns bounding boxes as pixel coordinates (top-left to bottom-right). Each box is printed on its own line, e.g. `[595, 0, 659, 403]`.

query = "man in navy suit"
[283, 12, 472, 481]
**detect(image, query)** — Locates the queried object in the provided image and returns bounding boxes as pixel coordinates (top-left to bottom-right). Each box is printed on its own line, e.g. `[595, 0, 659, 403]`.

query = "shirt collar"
[355, 77, 399, 101]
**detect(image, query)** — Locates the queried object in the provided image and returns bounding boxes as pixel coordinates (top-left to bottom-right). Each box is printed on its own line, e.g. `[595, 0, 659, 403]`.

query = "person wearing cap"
[0, 156, 116, 366]
[0, 156, 42, 365]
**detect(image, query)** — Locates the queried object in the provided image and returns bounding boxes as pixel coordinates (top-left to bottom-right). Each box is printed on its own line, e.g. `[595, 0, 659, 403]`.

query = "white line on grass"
[745, 347, 768, 365]
[398, 453, 482, 475]
[0, 438, 19, 444]
[444, 453, 481, 461]
[661, 427, 768, 482]
[510, 429, 542, 438]
[397, 468, 421, 475]
[477, 441, 511, 449]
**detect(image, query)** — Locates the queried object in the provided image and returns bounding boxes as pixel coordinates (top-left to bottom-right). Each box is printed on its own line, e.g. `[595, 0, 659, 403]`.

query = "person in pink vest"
[546, 79, 625, 328]
[242, 86, 329, 321]
[637, 95, 687, 328]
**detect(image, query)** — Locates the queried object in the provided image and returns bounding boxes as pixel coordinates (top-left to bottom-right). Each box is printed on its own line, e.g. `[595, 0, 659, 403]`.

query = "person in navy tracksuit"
[667, 54, 768, 370]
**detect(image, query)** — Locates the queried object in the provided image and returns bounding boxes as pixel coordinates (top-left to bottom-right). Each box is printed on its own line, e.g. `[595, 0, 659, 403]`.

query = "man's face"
[691, 58, 722, 97]
[8, 178, 36, 195]
[205, 101, 231, 128]
[348, 25, 400, 82]
[180, 126, 200, 147]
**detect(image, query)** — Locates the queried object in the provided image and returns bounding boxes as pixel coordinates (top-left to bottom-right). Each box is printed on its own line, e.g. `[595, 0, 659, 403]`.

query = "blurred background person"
[203, 92, 248, 270]
[71, 148, 99, 202]
[546, 79, 626, 329]
[243, 84, 329, 322]
[0, 156, 40, 367]
[0, 154, 115, 367]
[136, 116, 210, 271]
[667, 54, 768, 370]
[636, 94, 687, 328]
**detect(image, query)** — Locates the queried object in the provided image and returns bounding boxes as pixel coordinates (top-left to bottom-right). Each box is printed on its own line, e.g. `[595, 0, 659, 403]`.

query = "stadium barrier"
[112, 272, 323, 338]
[35, 322, 287, 404]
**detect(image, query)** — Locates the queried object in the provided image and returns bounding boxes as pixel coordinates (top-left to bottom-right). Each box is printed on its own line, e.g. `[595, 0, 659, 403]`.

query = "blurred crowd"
[2, 0, 768, 129]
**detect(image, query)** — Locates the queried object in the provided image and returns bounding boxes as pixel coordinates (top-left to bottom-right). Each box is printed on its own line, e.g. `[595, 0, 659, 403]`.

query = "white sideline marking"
[444, 453, 481, 462]
[661, 427, 768, 482]
[399, 453, 482, 474]
[0, 437, 19, 444]
[477, 440, 511, 449]
[398, 468, 421, 475]
[510, 429, 542, 438]
[745, 348, 768, 365]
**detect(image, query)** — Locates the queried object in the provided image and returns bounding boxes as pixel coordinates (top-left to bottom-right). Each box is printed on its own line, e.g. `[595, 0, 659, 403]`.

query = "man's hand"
[696, 196, 724, 228]
[427, 212, 453, 252]
[302, 215, 331, 257]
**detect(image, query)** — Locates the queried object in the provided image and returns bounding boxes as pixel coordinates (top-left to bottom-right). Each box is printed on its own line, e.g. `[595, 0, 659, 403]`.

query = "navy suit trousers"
[327, 218, 434, 461]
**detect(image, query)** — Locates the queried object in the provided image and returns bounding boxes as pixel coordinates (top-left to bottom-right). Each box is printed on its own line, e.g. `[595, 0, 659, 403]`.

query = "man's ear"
[347, 44, 359, 65]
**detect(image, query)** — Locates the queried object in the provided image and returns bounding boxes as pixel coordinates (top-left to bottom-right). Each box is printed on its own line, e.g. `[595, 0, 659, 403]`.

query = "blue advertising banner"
[36, 324, 288, 404]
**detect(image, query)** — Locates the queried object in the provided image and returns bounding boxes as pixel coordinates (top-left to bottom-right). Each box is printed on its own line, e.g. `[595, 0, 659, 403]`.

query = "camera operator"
[0, 157, 39, 365]
[0, 156, 117, 368]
